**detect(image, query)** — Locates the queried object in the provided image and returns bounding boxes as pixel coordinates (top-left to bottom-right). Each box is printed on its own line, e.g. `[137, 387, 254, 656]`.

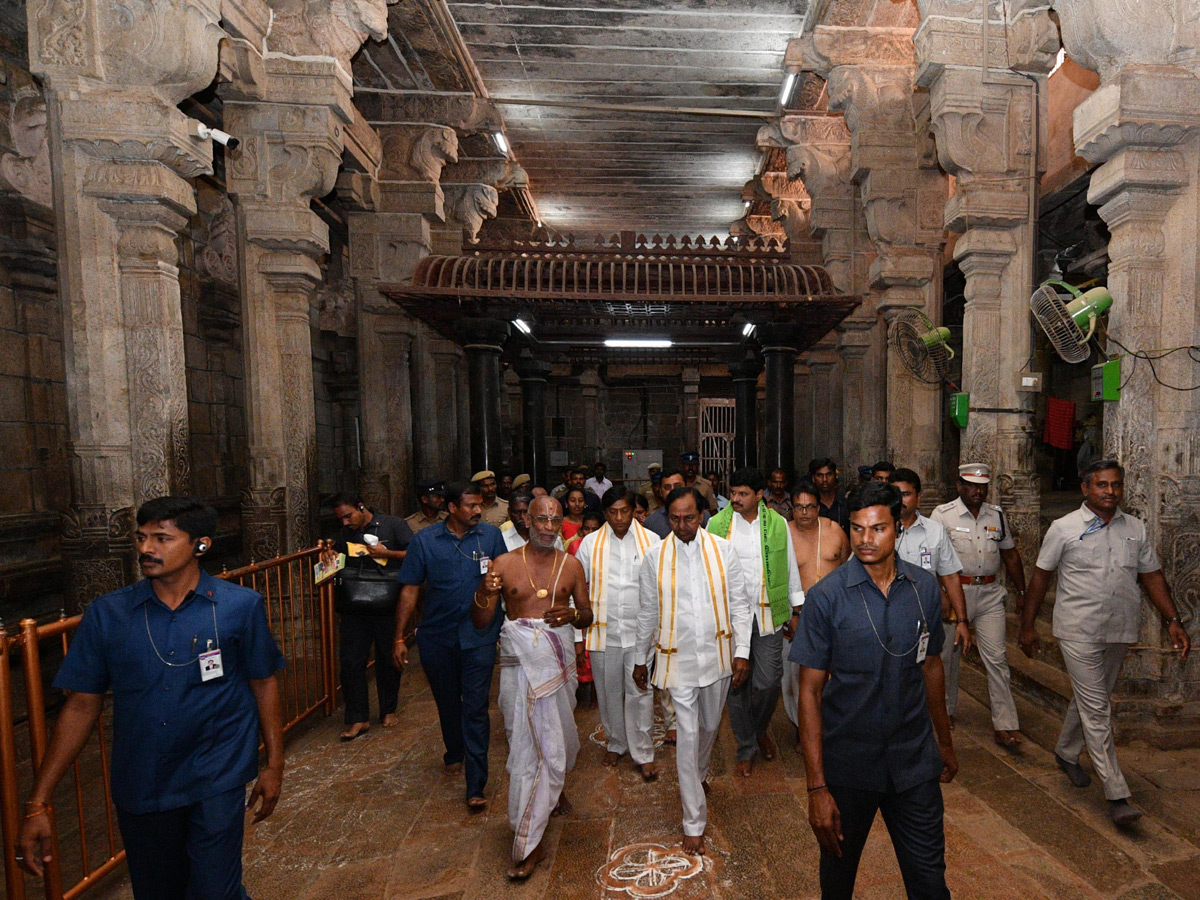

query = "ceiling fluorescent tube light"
[493, 131, 510, 154]
[742, 323, 755, 336]
[513, 317, 531, 335]
[779, 72, 797, 106]
[604, 338, 672, 349]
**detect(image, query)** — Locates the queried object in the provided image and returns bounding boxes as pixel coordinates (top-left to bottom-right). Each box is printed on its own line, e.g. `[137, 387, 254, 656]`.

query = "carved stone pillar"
[1053, 0, 1200, 741]
[515, 355, 553, 487]
[580, 366, 601, 460]
[349, 204, 429, 515]
[29, 0, 220, 600]
[409, 325, 442, 485]
[807, 343, 844, 463]
[789, 25, 950, 498]
[456, 318, 509, 473]
[793, 358, 814, 470]
[729, 355, 763, 470]
[681, 367, 701, 452]
[759, 325, 798, 475]
[429, 339, 465, 478]
[765, 109, 886, 472]
[916, 0, 1058, 549]
[223, 58, 353, 555]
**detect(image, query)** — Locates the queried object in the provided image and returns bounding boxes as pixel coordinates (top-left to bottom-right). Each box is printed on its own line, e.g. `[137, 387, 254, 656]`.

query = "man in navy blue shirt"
[394, 480, 508, 810]
[16, 497, 286, 900]
[791, 482, 957, 899]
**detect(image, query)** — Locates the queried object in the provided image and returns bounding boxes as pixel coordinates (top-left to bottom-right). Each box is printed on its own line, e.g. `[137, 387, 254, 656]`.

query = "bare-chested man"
[471, 496, 593, 880]
[781, 478, 849, 748]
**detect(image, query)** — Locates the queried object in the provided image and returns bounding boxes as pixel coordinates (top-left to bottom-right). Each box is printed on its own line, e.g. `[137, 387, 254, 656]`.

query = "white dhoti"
[781, 634, 799, 728]
[670, 679, 730, 836]
[499, 618, 580, 862]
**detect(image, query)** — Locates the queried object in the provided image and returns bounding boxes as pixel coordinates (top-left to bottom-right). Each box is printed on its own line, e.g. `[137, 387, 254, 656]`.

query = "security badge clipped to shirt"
[920, 548, 932, 570]
[915, 624, 930, 663]
[199, 640, 224, 682]
[479, 556, 490, 575]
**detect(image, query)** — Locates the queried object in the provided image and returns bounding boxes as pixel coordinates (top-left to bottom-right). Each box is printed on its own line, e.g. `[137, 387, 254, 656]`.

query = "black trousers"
[820, 778, 950, 900]
[339, 612, 401, 725]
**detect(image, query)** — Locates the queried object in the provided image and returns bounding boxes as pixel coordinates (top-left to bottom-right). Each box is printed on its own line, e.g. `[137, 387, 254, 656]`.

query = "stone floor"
[86, 653, 1200, 900]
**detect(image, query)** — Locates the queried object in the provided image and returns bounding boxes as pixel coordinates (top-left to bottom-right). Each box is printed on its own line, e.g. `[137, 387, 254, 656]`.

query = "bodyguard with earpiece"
[16, 497, 286, 900]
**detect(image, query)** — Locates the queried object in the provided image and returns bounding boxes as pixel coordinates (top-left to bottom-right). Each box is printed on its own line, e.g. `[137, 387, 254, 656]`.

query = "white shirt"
[636, 534, 753, 688]
[575, 526, 660, 648]
[896, 513, 962, 576]
[584, 476, 613, 498]
[728, 510, 806, 633]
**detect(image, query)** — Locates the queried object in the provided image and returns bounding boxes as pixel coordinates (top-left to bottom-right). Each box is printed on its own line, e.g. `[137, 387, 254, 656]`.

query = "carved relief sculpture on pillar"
[28, 0, 222, 601]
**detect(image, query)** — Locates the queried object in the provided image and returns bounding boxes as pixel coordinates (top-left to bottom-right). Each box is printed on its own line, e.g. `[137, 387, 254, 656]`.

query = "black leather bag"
[334, 559, 400, 616]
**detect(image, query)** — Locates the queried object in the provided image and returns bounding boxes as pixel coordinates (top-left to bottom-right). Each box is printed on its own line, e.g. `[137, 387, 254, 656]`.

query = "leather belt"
[959, 574, 996, 585]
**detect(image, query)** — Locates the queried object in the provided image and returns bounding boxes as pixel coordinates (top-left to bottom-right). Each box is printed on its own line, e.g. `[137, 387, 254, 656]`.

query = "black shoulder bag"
[334, 555, 401, 616]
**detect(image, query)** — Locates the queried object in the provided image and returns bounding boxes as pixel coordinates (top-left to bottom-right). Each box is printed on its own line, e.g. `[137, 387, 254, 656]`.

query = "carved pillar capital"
[1054, 0, 1200, 82]
[914, 1, 1059, 84]
[349, 210, 431, 286]
[265, 0, 389, 73]
[442, 183, 500, 241]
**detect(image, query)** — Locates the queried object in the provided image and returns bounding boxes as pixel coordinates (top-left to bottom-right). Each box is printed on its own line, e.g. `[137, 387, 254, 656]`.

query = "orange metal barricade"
[0, 547, 338, 900]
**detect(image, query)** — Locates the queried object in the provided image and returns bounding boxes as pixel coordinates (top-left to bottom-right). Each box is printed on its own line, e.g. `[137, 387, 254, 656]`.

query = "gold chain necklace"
[522, 545, 564, 599]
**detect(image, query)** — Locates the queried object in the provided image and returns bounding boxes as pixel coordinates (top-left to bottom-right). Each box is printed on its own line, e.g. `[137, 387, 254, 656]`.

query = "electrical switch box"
[1091, 358, 1121, 402]
[1016, 372, 1043, 393]
[948, 392, 970, 429]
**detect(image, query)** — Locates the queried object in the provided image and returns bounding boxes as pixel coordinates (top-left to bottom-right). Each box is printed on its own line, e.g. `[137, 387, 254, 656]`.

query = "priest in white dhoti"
[634, 485, 752, 855]
[575, 485, 661, 780]
[472, 496, 593, 880]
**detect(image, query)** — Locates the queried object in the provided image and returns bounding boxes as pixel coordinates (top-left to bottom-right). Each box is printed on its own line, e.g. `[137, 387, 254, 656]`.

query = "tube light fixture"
[779, 72, 797, 107]
[743, 199, 752, 211]
[742, 323, 755, 337]
[493, 131, 510, 154]
[604, 338, 672, 349]
[512, 317, 532, 335]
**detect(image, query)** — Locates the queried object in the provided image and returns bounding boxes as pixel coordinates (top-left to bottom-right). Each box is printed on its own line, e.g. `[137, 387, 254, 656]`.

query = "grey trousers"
[591, 646, 655, 764]
[670, 679, 730, 836]
[1056, 639, 1131, 800]
[941, 583, 1019, 731]
[727, 618, 783, 761]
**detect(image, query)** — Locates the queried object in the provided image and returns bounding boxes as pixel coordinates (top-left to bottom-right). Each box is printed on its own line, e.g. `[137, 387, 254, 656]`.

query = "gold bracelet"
[474, 592, 498, 609]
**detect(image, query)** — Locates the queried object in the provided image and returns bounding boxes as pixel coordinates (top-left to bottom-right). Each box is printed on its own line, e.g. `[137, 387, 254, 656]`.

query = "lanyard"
[856, 579, 929, 659]
[144, 592, 219, 668]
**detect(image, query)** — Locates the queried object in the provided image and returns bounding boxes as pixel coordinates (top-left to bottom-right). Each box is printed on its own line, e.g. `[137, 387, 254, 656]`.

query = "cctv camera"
[195, 122, 240, 151]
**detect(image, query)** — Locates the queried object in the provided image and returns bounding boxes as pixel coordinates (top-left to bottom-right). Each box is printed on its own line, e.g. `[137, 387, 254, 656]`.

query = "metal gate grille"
[700, 399, 736, 488]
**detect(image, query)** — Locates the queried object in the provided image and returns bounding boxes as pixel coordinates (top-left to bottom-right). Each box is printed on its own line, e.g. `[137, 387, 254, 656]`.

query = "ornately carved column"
[729, 354, 763, 470]
[456, 318, 509, 473]
[916, 0, 1058, 557]
[681, 367, 701, 452]
[793, 358, 814, 469]
[29, 0, 220, 601]
[807, 341, 844, 463]
[789, 25, 949, 498]
[223, 59, 353, 555]
[1055, 0, 1200, 740]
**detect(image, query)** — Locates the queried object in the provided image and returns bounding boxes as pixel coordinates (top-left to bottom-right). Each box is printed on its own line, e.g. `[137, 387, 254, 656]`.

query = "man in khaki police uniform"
[931, 464, 1026, 748]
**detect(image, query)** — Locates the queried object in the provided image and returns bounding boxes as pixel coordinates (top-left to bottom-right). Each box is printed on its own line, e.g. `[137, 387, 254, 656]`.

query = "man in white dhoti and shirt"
[574, 485, 662, 780]
[634, 485, 753, 855]
[472, 496, 593, 880]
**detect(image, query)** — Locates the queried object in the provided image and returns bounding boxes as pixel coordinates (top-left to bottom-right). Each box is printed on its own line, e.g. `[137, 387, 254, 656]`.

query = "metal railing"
[0, 547, 338, 900]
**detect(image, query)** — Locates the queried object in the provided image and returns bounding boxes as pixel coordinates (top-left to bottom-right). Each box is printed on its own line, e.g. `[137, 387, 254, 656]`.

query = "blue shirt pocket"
[833, 625, 878, 674]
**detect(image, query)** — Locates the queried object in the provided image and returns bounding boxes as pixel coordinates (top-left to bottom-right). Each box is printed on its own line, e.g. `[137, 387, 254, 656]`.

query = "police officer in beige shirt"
[1020, 459, 1190, 826]
[931, 464, 1026, 748]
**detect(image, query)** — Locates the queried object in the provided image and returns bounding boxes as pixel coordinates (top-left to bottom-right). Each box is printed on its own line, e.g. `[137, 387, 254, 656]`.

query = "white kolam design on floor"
[596, 842, 708, 898]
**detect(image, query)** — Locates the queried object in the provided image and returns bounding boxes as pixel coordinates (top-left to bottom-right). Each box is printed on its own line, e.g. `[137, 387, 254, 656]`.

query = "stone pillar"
[759, 325, 798, 475]
[793, 358, 814, 470]
[408, 325, 441, 485]
[223, 59, 352, 555]
[515, 355, 552, 487]
[456, 357, 472, 476]
[808, 342, 844, 463]
[916, 0, 1058, 558]
[761, 111, 886, 470]
[789, 25, 950, 498]
[29, 0, 221, 600]
[429, 338, 465, 479]
[456, 318, 509, 474]
[681, 367, 701, 451]
[581, 366, 601, 460]
[730, 355, 763, 470]
[1052, 0, 1200, 739]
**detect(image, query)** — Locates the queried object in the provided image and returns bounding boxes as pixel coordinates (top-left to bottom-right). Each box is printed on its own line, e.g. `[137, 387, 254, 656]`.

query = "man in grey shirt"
[1020, 459, 1190, 826]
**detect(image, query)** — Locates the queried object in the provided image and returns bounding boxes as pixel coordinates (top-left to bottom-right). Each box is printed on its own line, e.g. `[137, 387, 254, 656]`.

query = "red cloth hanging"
[1044, 397, 1076, 450]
